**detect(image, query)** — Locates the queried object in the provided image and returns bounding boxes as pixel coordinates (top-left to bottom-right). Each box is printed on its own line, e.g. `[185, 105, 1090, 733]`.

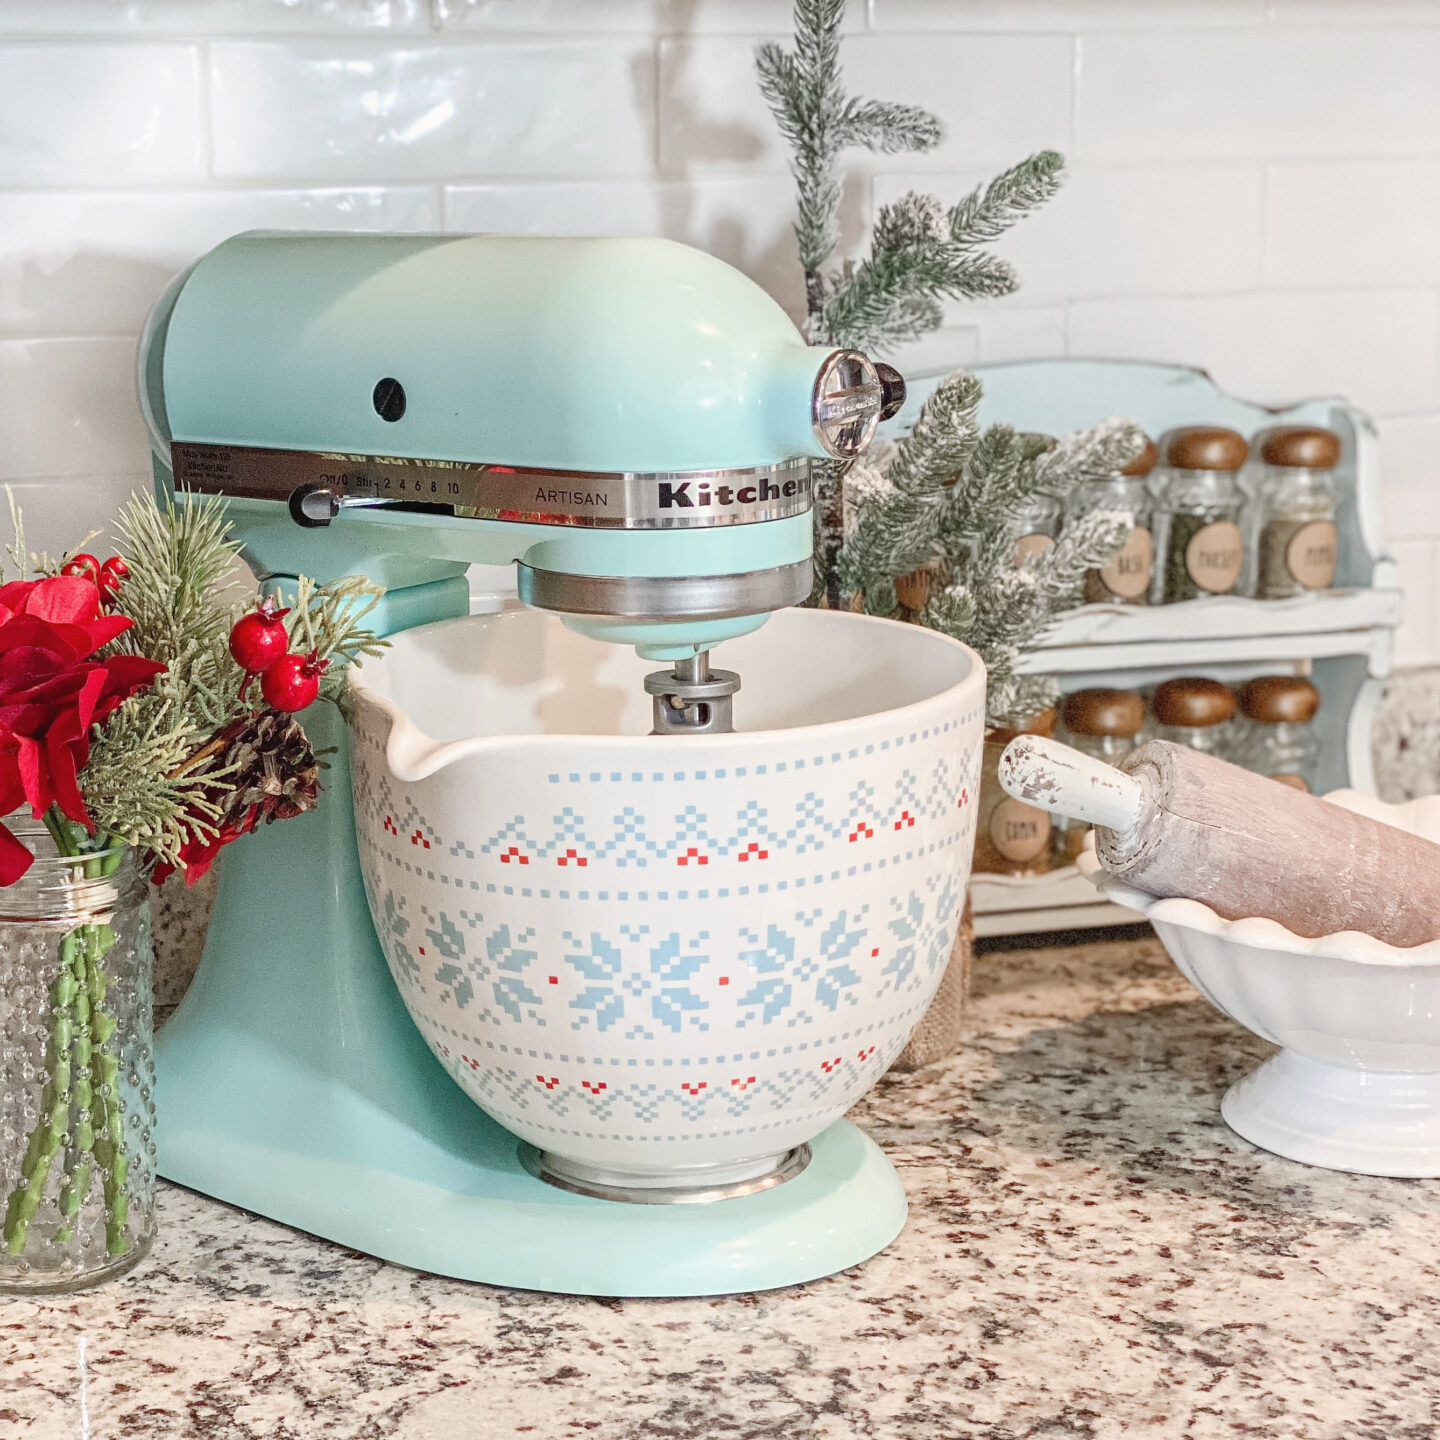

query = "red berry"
[97, 555, 128, 598]
[228, 602, 291, 675]
[261, 651, 328, 713]
[61, 553, 100, 582]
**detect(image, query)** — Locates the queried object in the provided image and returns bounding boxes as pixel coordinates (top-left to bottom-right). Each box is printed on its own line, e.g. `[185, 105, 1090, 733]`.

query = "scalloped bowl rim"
[1076, 787, 1440, 968]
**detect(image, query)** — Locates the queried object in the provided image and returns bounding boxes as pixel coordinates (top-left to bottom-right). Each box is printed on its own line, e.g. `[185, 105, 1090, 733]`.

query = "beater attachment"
[645, 652, 740, 735]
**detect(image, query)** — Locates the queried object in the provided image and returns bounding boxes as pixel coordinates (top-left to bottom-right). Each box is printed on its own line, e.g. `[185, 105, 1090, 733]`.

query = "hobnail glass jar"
[0, 824, 155, 1293]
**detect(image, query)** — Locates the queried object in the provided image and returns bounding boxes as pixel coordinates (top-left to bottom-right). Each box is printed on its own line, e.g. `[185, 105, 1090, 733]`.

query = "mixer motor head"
[138, 232, 904, 731]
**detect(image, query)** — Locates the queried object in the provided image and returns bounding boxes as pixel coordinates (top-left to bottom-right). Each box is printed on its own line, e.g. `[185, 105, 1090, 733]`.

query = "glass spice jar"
[1255, 426, 1341, 599]
[1011, 491, 1062, 563]
[1052, 688, 1146, 866]
[1069, 436, 1157, 605]
[1235, 676, 1321, 792]
[0, 825, 155, 1294]
[974, 708, 1057, 876]
[1157, 427, 1249, 603]
[1148, 677, 1236, 758]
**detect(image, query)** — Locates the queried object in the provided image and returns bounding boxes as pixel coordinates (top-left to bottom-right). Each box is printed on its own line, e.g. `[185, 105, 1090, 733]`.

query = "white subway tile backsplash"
[210, 40, 657, 180]
[873, 325, 981, 381]
[871, 0, 1264, 29]
[0, 44, 204, 185]
[444, 177, 813, 318]
[658, 35, 1073, 176]
[1380, 416, 1440, 514]
[1265, 0, 1440, 23]
[0, 1, 428, 35]
[6, 474, 151, 569]
[1075, 32, 1266, 163]
[0, 188, 439, 337]
[0, 0, 1433, 589]
[1067, 289, 1440, 416]
[0, 337, 151, 482]
[875, 163, 1263, 310]
[874, 311, 1065, 399]
[1076, 28, 1440, 162]
[435, 0, 865, 33]
[1392, 539, 1438, 667]
[969, 306, 1067, 363]
[1265, 161, 1440, 289]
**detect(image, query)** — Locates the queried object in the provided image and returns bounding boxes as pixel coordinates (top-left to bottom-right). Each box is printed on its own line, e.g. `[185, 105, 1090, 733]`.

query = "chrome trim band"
[170, 442, 813, 530]
[516, 558, 813, 621]
[525, 1144, 812, 1206]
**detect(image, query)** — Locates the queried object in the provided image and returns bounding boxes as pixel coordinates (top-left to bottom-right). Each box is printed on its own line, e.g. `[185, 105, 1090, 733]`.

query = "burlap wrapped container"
[890, 894, 974, 1072]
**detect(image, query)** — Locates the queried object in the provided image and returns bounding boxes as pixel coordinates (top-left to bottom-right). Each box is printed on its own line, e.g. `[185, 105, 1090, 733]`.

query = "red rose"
[0, 575, 164, 884]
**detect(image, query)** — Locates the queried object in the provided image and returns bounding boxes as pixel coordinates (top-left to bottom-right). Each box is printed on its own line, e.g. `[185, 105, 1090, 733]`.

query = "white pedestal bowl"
[349, 608, 984, 1200]
[1082, 790, 1440, 1177]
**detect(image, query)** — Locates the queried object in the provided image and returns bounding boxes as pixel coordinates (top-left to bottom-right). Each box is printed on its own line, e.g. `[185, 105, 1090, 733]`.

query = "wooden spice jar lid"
[1061, 688, 1146, 738]
[987, 707, 1057, 747]
[1120, 436, 1158, 477]
[1150, 677, 1236, 728]
[1165, 426, 1249, 472]
[1237, 675, 1320, 725]
[1258, 425, 1342, 470]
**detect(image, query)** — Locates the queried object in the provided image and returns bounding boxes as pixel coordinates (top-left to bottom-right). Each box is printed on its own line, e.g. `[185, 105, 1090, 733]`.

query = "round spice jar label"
[1096, 526, 1153, 600]
[1285, 520, 1338, 590]
[1014, 532, 1055, 562]
[989, 797, 1051, 863]
[1184, 520, 1244, 594]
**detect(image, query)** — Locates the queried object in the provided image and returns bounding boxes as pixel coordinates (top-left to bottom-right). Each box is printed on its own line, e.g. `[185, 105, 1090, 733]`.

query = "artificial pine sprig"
[759, 1, 1146, 723]
[756, 0, 940, 324]
[823, 166, 1063, 354]
[281, 574, 387, 710]
[758, 0, 1074, 616]
[842, 378, 1147, 723]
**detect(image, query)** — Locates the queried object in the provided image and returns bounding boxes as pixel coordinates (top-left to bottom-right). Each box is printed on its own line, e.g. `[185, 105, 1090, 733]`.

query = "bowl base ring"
[526, 1143, 812, 1205]
[1222, 1049, 1440, 1178]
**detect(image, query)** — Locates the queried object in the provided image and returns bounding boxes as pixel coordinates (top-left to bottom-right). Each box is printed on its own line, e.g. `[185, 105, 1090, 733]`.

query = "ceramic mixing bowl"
[349, 607, 984, 1198]
[1081, 790, 1440, 1177]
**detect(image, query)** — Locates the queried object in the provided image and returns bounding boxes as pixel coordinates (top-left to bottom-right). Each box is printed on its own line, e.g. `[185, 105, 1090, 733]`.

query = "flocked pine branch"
[758, 3, 1069, 611]
[838, 370, 981, 599]
[823, 161, 1062, 354]
[756, 0, 940, 325]
[759, 1, 1147, 724]
[844, 388, 1147, 724]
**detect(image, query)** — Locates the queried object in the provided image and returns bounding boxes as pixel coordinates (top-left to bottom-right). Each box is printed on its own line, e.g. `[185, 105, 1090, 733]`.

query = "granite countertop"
[7, 932, 1439, 1440]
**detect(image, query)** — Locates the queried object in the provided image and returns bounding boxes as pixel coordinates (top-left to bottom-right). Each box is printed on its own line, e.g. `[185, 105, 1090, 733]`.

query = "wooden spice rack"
[888, 358, 1401, 938]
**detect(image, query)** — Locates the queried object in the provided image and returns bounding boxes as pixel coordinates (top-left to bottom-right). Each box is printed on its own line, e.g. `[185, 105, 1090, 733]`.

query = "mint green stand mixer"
[140, 232, 911, 1296]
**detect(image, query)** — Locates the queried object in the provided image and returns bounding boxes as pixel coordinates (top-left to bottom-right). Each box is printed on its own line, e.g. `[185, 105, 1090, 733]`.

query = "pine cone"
[203, 709, 321, 830]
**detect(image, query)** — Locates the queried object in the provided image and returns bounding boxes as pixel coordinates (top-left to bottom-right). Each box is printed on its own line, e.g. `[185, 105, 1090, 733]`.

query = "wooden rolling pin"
[998, 735, 1440, 947]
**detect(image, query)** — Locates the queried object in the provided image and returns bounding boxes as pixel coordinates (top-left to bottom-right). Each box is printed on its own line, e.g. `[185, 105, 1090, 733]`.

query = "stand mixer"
[140, 232, 933, 1296]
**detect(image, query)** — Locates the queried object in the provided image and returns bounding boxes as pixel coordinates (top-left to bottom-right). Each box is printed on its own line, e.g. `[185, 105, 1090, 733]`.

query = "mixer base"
[155, 675, 908, 1297]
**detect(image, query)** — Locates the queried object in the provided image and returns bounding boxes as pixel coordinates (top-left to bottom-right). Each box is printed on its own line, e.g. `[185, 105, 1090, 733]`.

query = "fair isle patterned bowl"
[349, 607, 984, 1194]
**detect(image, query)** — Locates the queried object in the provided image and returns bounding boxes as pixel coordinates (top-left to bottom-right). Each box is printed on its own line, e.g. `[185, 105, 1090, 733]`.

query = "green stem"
[54, 933, 93, 1243]
[85, 932, 128, 1256]
[3, 932, 78, 1254]
[3, 814, 131, 1258]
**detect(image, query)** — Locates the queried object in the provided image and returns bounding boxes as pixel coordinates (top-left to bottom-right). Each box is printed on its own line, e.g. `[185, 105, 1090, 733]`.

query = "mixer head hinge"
[645, 653, 740, 736]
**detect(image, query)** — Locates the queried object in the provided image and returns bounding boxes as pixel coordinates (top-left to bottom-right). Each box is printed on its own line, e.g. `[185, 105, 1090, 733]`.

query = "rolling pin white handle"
[997, 735, 1145, 838]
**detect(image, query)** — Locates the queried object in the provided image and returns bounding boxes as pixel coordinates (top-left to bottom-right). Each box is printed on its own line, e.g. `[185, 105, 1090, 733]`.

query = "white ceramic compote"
[349, 607, 984, 1201]
[1082, 790, 1440, 1178]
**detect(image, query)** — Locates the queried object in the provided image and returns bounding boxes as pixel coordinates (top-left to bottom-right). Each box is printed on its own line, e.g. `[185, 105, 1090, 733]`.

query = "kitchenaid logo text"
[657, 475, 810, 510]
